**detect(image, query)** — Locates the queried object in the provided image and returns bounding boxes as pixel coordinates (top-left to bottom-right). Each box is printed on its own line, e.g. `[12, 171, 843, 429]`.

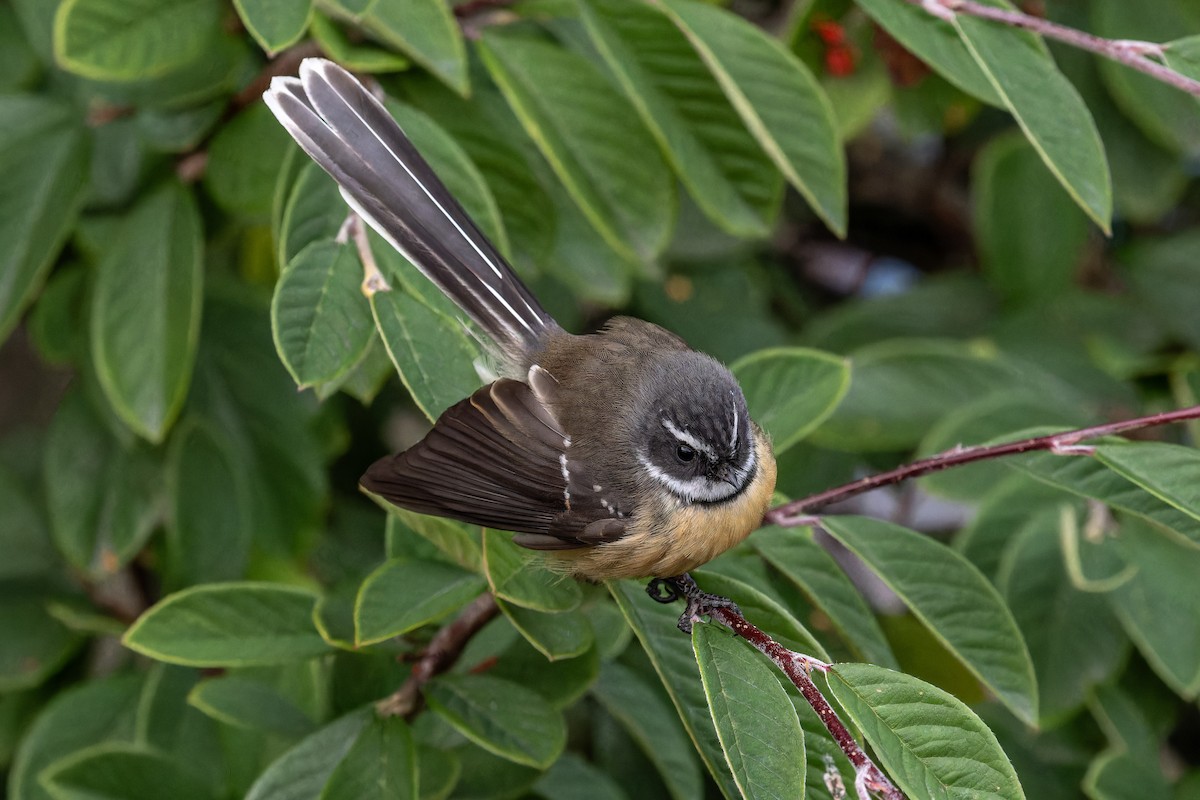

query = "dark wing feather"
[361, 379, 626, 548]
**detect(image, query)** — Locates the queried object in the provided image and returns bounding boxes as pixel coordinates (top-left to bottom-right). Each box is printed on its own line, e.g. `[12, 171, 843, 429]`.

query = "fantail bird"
[264, 59, 776, 589]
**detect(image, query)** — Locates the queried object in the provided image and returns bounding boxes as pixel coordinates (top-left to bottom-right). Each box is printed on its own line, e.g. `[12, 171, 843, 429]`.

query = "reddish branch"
[910, 0, 1200, 97]
[376, 593, 499, 718]
[765, 405, 1200, 525]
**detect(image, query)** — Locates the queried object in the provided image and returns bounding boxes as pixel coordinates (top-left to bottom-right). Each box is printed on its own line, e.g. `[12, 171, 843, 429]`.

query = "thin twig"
[709, 605, 905, 800]
[348, 214, 391, 297]
[765, 405, 1200, 525]
[909, 0, 1200, 97]
[377, 593, 500, 718]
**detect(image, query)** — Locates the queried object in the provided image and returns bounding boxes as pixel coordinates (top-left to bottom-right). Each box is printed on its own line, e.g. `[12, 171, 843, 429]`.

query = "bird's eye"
[675, 444, 695, 462]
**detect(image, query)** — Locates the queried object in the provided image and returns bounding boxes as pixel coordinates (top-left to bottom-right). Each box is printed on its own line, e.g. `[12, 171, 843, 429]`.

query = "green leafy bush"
[3, 0, 1200, 797]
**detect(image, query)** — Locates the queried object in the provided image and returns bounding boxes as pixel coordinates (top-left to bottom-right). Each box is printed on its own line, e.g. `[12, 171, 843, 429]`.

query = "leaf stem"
[708, 605, 905, 800]
[376, 592, 499, 718]
[908, 0, 1200, 97]
[765, 405, 1200, 524]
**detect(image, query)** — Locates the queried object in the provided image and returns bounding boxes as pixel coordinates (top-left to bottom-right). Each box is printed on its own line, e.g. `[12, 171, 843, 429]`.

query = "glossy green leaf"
[355, 558, 486, 645]
[279, 160, 344, 267]
[41, 743, 214, 800]
[592, 661, 703, 800]
[1108, 519, 1200, 698]
[1011, 448, 1200, 548]
[167, 420, 249, 587]
[693, 623, 806, 799]
[309, 14, 410, 73]
[0, 96, 89, 347]
[753, 525, 898, 668]
[8, 675, 141, 800]
[691, 570, 828, 659]
[952, 12, 1112, 231]
[1164, 35, 1200, 82]
[609, 580, 740, 799]
[369, 287, 481, 422]
[996, 508, 1127, 725]
[578, 0, 780, 237]
[204, 103, 294, 217]
[425, 674, 566, 769]
[821, 515, 1038, 723]
[53, 0, 220, 79]
[479, 29, 675, 263]
[731, 347, 850, 454]
[855, 0, 1000, 103]
[489, 633, 601, 711]
[828, 663, 1026, 800]
[497, 600, 593, 661]
[321, 715, 417, 800]
[91, 181, 203, 442]
[483, 529, 582, 612]
[1093, 441, 1200, 524]
[123, 583, 332, 666]
[245, 710, 371, 800]
[973, 132, 1090, 303]
[233, 0, 310, 54]
[272, 239, 373, 389]
[658, 0, 846, 236]
[389, 508, 483, 572]
[351, 0, 466, 94]
[0, 591, 79, 692]
[187, 676, 316, 738]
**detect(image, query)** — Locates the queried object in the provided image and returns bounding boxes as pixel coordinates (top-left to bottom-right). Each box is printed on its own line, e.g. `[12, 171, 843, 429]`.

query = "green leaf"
[53, 0, 220, 80]
[692, 623, 806, 800]
[279, 160, 344, 267]
[1094, 442, 1200, 525]
[417, 744, 460, 800]
[995, 508, 1127, 725]
[369, 287, 481, 422]
[8, 675, 141, 800]
[0, 468, 58, 581]
[0, 591, 79, 692]
[0, 97, 89, 347]
[272, 239, 374, 389]
[489, 632, 601, 710]
[479, 29, 675, 263]
[123, 583, 332, 667]
[187, 676, 316, 738]
[389, 508, 483, 572]
[245, 710, 371, 800]
[691, 570, 829, 659]
[1108, 518, 1200, 698]
[821, 515, 1038, 723]
[1084, 685, 1171, 800]
[41, 743, 214, 800]
[828, 663, 1026, 800]
[355, 558, 487, 645]
[321, 715, 417, 800]
[1120, 231, 1200, 351]
[425, 674, 566, 769]
[497, 601, 594, 661]
[91, 180, 203, 443]
[309, 14, 411, 73]
[533, 752, 626, 800]
[342, 0, 466, 93]
[1165, 35, 1200, 83]
[483, 529, 582, 612]
[753, 525, 898, 668]
[591, 661, 703, 800]
[204, 103, 295, 217]
[973, 132, 1091, 303]
[657, 0, 846, 236]
[854, 0, 1000, 103]
[951, 11, 1112, 232]
[167, 420, 250, 587]
[233, 0, 311, 54]
[730, 347, 850, 454]
[1011, 447, 1200, 548]
[609, 580, 741, 799]
[578, 0, 781, 238]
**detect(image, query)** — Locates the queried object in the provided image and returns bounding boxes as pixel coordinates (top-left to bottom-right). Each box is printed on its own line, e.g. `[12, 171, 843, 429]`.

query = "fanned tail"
[263, 57, 557, 366]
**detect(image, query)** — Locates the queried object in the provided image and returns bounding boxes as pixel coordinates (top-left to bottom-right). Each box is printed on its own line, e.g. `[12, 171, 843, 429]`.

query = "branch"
[909, 0, 1200, 97]
[765, 405, 1200, 525]
[710, 604, 905, 800]
[376, 592, 500, 718]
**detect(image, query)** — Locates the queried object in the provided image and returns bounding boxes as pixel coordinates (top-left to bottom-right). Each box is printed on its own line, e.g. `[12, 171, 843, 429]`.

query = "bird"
[264, 58, 776, 625]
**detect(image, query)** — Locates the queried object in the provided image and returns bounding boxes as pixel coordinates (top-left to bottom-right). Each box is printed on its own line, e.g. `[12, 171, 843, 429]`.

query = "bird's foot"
[646, 573, 741, 633]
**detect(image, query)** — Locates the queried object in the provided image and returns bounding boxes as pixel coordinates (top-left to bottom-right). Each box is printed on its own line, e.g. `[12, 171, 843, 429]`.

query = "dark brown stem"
[710, 606, 905, 800]
[908, 0, 1200, 97]
[376, 593, 500, 718]
[765, 405, 1200, 525]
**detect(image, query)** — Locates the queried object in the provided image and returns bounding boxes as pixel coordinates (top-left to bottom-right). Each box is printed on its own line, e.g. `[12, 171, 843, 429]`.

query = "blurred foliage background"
[3, 0, 1200, 797]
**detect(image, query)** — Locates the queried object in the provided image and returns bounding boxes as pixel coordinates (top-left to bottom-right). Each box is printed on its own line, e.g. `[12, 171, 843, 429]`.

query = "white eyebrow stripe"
[661, 418, 715, 459]
[637, 453, 739, 503]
